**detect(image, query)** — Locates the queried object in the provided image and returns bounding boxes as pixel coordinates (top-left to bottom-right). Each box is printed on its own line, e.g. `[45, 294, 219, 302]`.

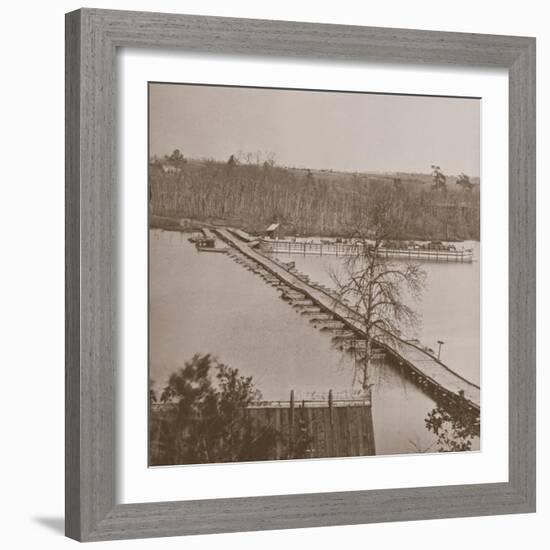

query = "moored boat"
[260, 237, 473, 262]
[195, 236, 229, 253]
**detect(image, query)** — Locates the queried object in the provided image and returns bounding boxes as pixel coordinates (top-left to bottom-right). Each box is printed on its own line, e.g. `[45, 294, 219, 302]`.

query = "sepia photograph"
[148, 82, 481, 466]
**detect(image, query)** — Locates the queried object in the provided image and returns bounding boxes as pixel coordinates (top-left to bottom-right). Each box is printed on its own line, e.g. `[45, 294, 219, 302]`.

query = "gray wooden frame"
[65, 8, 536, 542]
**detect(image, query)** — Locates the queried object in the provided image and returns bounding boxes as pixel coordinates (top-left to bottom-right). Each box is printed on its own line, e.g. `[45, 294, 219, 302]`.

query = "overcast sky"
[149, 83, 480, 177]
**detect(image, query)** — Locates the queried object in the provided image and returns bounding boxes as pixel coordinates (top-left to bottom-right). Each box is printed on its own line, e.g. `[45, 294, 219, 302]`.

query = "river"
[274, 241, 480, 384]
[149, 229, 480, 455]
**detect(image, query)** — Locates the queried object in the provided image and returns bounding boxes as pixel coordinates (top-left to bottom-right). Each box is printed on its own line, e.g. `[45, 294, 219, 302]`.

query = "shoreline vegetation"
[149, 152, 480, 241]
[149, 354, 479, 465]
[149, 355, 316, 465]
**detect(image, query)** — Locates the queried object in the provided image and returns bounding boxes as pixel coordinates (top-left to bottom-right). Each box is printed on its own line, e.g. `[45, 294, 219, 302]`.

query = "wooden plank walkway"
[227, 227, 258, 243]
[217, 228, 480, 411]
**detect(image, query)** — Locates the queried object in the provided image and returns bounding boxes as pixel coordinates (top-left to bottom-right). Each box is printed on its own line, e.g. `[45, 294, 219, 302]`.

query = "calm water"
[149, 230, 479, 455]
[275, 241, 480, 384]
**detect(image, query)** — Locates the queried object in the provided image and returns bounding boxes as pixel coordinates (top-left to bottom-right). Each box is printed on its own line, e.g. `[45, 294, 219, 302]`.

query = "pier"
[217, 228, 480, 412]
[261, 239, 473, 262]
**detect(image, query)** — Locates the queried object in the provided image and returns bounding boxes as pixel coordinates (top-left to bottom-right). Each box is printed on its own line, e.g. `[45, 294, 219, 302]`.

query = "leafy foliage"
[424, 391, 480, 452]
[431, 164, 447, 192]
[456, 172, 473, 191]
[150, 354, 280, 465]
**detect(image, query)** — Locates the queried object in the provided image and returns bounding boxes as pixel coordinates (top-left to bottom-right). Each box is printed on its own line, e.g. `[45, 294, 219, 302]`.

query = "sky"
[149, 83, 480, 177]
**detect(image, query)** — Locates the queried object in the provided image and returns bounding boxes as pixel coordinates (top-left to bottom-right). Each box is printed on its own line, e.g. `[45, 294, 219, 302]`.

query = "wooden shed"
[265, 222, 280, 239]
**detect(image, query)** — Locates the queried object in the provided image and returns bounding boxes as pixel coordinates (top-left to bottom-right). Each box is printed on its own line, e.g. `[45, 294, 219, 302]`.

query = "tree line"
[149, 152, 480, 240]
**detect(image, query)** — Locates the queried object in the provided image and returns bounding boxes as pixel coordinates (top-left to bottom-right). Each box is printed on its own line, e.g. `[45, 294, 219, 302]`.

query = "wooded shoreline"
[149, 157, 480, 241]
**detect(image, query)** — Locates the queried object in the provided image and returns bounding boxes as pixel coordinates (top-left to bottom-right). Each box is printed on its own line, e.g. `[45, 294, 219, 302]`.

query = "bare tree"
[264, 151, 276, 167]
[330, 189, 426, 393]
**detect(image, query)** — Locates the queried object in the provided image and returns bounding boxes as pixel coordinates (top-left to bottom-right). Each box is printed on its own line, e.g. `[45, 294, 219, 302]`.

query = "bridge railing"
[262, 239, 473, 262]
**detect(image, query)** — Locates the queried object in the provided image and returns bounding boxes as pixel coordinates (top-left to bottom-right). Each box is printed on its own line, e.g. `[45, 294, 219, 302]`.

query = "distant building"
[265, 223, 280, 239]
[162, 163, 180, 174]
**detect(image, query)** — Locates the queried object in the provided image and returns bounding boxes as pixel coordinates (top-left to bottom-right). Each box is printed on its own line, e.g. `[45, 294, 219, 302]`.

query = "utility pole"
[437, 340, 445, 360]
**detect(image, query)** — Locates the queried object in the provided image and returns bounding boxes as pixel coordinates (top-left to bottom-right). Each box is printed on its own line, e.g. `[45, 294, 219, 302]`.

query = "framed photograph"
[65, 8, 536, 542]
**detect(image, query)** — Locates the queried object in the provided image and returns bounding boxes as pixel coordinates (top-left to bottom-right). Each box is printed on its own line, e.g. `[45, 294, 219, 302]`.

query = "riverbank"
[150, 214, 479, 244]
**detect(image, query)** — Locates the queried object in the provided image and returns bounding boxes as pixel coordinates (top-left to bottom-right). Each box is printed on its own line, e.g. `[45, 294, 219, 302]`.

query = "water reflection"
[274, 243, 480, 384]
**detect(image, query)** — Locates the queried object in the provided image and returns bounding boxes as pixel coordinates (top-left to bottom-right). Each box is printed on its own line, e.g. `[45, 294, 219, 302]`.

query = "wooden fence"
[261, 239, 473, 262]
[261, 240, 361, 257]
[150, 390, 376, 464]
[247, 390, 375, 459]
